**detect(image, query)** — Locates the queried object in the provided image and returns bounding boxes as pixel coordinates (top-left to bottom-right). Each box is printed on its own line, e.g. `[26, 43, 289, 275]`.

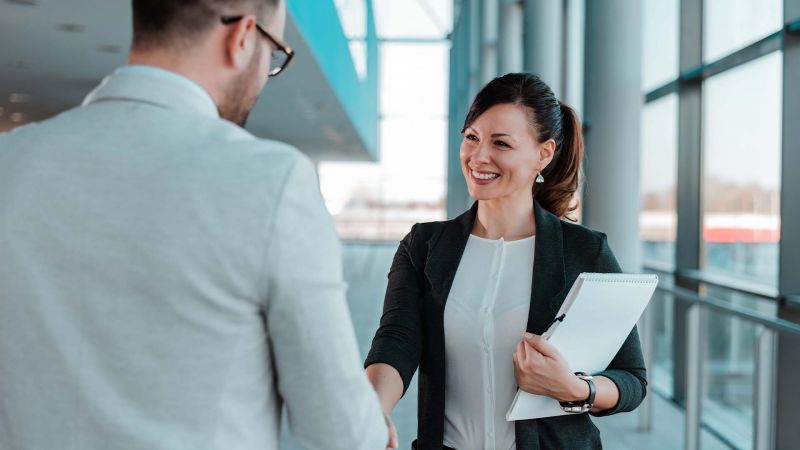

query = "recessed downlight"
[57, 23, 85, 33]
[9, 93, 32, 103]
[4, 0, 37, 6]
[99, 44, 122, 54]
[10, 113, 26, 123]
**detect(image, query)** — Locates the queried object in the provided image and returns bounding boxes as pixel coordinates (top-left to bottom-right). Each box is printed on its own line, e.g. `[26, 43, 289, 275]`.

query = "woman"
[365, 73, 646, 450]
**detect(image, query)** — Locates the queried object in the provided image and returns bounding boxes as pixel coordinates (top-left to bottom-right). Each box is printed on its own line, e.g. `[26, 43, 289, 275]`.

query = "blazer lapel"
[423, 202, 477, 308]
[422, 199, 566, 332]
[527, 200, 567, 334]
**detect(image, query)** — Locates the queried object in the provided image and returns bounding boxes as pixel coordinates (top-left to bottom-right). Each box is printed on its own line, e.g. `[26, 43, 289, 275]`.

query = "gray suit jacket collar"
[82, 66, 219, 118]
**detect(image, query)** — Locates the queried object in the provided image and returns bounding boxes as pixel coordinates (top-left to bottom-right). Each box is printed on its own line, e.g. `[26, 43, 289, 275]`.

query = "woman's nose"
[471, 142, 491, 164]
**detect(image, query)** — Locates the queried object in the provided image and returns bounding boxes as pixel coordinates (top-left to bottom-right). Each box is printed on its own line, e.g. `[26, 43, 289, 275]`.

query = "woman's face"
[460, 103, 554, 202]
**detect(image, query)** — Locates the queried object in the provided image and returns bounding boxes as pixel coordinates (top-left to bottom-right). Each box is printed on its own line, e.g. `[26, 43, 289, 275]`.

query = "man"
[0, 1, 395, 449]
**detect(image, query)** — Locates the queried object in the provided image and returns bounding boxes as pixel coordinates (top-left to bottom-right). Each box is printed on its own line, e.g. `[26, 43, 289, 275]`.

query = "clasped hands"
[513, 332, 590, 403]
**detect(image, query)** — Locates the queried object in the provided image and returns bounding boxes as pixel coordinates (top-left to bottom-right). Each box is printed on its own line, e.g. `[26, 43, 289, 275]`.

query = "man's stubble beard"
[218, 49, 265, 127]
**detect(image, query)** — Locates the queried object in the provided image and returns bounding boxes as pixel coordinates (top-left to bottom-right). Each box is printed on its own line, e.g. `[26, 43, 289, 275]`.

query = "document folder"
[506, 273, 658, 421]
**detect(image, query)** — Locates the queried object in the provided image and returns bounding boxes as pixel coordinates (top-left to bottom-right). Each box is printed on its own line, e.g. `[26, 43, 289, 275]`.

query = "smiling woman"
[460, 73, 584, 222]
[365, 72, 647, 450]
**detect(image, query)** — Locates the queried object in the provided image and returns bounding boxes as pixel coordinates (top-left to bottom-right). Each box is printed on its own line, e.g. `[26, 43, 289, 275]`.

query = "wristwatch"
[559, 372, 596, 413]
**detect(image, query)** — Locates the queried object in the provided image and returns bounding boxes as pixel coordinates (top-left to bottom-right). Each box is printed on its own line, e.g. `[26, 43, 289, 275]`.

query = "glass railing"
[642, 265, 800, 450]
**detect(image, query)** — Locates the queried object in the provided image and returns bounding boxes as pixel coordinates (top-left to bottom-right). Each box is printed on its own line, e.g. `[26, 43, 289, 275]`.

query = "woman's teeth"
[472, 170, 499, 180]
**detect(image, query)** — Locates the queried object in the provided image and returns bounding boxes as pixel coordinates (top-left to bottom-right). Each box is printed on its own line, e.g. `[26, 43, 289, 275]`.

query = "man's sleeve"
[261, 155, 387, 450]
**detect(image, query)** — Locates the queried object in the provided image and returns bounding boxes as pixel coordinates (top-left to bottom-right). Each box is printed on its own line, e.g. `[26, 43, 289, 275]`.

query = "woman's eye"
[495, 140, 510, 148]
[465, 134, 479, 142]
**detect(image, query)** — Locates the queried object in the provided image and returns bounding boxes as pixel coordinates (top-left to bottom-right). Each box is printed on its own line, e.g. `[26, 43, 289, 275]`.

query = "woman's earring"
[535, 171, 545, 183]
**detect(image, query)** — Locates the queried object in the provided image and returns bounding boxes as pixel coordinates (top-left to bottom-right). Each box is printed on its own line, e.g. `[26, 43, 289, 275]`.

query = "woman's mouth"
[470, 169, 500, 185]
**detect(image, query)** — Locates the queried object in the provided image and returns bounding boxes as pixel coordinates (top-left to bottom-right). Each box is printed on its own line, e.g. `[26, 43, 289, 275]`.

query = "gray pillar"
[481, 0, 500, 84]
[448, 0, 479, 218]
[776, 1, 800, 448]
[468, 0, 483, 99]
[523, 0, 564, 97]
[564, 0, 584, 117]
[672, 0, 704, 410]
[497, 0, 524, 74]
[582, 0, 643, 271]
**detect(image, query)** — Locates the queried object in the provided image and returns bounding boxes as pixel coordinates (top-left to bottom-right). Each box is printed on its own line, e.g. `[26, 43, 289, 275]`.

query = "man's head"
[129, 0, 287, 126]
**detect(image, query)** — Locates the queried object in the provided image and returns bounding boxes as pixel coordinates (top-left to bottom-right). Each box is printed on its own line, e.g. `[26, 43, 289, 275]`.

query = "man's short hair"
[132, 0, 280, 50]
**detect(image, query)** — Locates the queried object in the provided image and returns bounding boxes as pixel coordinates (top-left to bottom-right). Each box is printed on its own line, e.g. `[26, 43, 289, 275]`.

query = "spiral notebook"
[506, 273, 659, 421]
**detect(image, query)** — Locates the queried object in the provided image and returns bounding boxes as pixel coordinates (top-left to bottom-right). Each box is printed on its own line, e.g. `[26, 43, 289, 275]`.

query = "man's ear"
[223, 15, 257, 69]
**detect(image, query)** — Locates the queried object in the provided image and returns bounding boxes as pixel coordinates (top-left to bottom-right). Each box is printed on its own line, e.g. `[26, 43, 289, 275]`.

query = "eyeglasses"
[220, 15, 294, 77]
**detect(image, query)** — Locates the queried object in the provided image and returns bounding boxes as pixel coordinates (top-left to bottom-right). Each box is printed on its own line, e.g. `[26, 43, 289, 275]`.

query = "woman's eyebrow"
[491, 133, 513, 138]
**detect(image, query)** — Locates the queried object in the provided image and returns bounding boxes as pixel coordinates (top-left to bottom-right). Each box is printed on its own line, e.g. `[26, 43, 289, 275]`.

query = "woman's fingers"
[523, 337, 536, 364]
[515, 341, 526, 365]
[384, 413, 399, 449]
[524, 332, 558, 358]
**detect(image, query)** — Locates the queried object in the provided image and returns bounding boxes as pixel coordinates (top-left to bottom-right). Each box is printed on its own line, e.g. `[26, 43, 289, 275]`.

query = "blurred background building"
[1, 0, 799, 449]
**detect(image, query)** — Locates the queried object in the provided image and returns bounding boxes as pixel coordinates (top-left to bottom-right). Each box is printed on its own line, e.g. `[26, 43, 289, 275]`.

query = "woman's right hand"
[384, 413, 399, 449]
[366, 364, 404, 449]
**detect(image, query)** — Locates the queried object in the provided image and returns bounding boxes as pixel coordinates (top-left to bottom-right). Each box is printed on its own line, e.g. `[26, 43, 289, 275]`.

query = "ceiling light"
[57, 23, 85, 33]
[99, 44, 122, 54]
[10, 113, 26, 123]
[9, 93, 32, 103]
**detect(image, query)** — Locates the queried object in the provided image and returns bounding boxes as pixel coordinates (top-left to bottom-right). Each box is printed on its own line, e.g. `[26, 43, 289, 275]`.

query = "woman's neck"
[473, 193, 537, 240]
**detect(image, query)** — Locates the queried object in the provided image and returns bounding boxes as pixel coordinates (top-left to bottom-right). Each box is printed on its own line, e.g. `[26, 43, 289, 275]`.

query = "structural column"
[582, 0, 643, 271]
[480, 0, 499, 84]
[775, 0, 800, 448]
[497, 0, 524, 75]
[448, 0, 480, 218]
[523, 0, 564, 97]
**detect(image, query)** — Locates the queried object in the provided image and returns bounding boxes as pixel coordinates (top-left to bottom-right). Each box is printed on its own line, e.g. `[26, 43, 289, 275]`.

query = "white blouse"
[443, 234, 535, 450]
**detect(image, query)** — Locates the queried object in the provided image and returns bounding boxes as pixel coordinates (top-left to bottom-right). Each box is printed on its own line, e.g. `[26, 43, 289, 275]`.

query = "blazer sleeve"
[262, 156, 386, 450]
[590, 234, 649, 417]
[364, 224, 424, 396]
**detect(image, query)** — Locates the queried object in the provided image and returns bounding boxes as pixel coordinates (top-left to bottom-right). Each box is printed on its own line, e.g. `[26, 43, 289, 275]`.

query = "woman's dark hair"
[462, 73, 584, 220]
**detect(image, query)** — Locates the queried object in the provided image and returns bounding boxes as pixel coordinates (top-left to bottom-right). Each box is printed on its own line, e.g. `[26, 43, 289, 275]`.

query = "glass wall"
[701, 51, 782, 288]
[703, 0, 783, 63]
[320, 0, 451, 241]
[640, 0, 788, 448]
[640, 94, 678, 267]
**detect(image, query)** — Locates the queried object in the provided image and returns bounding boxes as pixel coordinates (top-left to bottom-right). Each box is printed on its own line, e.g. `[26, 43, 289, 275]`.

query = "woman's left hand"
[513, 333, 588, 402]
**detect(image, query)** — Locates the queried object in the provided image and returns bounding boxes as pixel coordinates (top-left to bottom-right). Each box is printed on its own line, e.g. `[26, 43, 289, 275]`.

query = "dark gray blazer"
[365, 200, 647, 450]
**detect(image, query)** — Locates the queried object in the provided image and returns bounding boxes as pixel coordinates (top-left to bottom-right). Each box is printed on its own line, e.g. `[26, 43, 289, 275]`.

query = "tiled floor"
[280, 242, 733, 450]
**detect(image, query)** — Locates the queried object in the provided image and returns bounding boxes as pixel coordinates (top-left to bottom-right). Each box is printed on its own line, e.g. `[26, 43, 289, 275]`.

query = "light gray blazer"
[0, 68, 386, 450]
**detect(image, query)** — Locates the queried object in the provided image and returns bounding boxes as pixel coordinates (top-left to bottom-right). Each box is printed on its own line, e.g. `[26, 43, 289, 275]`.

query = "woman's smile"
[470, 169, 501, 185]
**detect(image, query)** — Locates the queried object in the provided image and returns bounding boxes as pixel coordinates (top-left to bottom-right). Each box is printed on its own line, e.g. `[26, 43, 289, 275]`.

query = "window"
[640, 94, 678, 267]
[703, 0, 783, 62]
[642, 0, 679, 92]
[701, 51, 782, 288]
[320, 2, 452, 241]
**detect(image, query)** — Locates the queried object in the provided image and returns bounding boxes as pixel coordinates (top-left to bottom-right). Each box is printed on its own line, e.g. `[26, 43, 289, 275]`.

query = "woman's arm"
[363, 226, 426, 448]
[514, 333, 619, 412]
[364, 225, 424, 394]
[366, 363, 404, 415]
[513, 233, 647, 415]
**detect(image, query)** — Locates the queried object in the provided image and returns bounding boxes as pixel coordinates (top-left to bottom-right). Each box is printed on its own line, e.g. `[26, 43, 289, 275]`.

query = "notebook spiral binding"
[580, 273, 659, 284]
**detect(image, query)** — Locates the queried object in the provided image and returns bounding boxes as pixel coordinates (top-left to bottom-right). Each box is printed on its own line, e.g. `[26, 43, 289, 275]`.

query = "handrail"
[643, 264, 778, 301]
[654, 280, 800, 335]
[675, 268, 778, 301]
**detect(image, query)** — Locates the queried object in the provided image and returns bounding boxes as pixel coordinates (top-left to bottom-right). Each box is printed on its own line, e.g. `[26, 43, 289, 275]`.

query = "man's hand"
[384, 413, 399, 450]
[513, 333, 589, 403]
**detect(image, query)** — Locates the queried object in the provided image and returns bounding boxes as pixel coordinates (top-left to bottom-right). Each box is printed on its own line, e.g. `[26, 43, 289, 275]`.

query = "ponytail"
[531, 102, 583, 220]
